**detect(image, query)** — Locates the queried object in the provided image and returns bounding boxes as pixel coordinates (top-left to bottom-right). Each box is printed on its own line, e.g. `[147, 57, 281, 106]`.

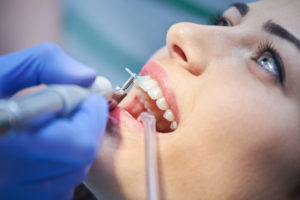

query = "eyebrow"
[230, 2, 249, 16]
[228, 3, 300, 52]
[263, 20, 300, 51]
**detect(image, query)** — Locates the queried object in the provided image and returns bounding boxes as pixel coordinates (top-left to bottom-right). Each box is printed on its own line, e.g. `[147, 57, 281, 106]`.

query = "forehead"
[226, 0, 300, 39]
[248, 0, 300, 27]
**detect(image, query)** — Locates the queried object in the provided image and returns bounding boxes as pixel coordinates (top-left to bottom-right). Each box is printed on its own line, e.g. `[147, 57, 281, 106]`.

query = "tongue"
[121, 95, 146, 119]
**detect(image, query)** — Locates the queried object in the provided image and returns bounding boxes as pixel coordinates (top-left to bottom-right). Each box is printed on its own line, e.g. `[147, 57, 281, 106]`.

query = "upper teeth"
[170, 121, 178, 130]
[136, 75, 177, 130]
[148, 87, 163, 100]
[138, 76, 157, 91]
[156, 97, 168, 110]
[163, 109, 175, 121]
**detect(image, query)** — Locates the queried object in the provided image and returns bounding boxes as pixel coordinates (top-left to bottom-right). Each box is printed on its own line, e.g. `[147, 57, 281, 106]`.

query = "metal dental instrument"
[108, 67, 138, 111]
[0, 68, 137, 135]
[140, 112, 160, 200]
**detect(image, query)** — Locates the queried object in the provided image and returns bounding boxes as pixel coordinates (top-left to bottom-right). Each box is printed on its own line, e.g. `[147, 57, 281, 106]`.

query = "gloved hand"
[0, 43, 108, 200]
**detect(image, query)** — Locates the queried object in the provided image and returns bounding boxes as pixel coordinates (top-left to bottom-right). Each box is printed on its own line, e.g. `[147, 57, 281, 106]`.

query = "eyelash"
[209, 14, 285, 85]
[251, 42, 285, 85]
[209, 12, 231, 26]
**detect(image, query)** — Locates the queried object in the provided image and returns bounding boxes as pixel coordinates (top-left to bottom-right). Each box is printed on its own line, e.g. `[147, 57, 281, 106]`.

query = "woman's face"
[86, 0, 300, 199]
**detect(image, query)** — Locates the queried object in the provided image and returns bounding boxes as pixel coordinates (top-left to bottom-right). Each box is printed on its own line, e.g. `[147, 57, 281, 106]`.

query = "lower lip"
[109, 106, 143, 131]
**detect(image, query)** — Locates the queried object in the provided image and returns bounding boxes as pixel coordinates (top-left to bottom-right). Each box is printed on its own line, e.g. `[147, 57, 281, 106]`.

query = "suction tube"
[140, 112, 160, 200]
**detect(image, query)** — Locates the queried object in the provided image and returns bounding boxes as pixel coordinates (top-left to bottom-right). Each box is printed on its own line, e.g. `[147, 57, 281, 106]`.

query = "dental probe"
[0, 69, 137, 135]
[108, 67, 138, 111]
[140, 112, 160, 200]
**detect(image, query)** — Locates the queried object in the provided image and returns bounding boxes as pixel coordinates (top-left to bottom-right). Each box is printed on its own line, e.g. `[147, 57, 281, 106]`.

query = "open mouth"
[117, 61, 179, 133]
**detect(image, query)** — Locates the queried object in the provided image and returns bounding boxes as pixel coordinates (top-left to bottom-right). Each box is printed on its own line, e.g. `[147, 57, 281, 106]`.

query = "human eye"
[251, 42, 285, 85]
[209, 12, 231, 26]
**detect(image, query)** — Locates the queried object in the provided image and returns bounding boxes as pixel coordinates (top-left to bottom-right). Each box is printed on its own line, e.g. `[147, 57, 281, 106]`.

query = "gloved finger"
[53, 190, 74, 200]
[0, 166, 86, 200]
[31, 94, 109, 165]
[0, 136, 91, 186]
[47, 166, 89, 199]
[69, 93, 109, 148]
[0, 42, 97, 97]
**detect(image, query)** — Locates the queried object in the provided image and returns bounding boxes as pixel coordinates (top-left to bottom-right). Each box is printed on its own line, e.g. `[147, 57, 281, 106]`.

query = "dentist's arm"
[0, 43, 108, 200]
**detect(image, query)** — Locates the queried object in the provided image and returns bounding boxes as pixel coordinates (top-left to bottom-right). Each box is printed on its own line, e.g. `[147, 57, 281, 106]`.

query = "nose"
[166, 22, 236, 76]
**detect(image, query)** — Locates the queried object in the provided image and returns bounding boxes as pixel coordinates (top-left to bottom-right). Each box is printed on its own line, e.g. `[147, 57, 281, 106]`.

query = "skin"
[86, 0, 300, 199]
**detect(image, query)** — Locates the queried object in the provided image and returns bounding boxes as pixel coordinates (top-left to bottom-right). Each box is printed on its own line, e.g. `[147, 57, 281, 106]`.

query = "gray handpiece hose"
[0, 76, 113, 134]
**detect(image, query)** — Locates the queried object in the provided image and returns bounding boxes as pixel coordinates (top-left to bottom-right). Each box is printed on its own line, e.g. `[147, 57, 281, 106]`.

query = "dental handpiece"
[0, 68, 137, 135]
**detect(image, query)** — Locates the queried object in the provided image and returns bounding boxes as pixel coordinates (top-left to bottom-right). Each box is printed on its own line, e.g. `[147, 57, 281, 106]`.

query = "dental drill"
[0, 68, 137, 135]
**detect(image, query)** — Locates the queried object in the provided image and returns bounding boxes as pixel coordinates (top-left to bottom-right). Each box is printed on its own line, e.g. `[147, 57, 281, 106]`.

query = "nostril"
[172, 44, 187, 62]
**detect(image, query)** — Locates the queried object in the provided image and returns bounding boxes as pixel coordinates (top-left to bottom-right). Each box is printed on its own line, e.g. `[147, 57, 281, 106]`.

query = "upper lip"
[139, 60, 179, 122]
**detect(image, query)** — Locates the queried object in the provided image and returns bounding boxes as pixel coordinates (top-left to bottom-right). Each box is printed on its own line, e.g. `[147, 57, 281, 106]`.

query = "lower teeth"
[124, 110, 135, 119]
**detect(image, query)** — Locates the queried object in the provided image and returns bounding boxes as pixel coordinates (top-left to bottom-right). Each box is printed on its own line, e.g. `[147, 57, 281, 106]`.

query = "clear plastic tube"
[140, 112, 160, 200]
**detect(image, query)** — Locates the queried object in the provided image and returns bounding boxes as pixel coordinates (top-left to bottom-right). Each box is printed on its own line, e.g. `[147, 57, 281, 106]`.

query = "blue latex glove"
[0, 43, 108, 200]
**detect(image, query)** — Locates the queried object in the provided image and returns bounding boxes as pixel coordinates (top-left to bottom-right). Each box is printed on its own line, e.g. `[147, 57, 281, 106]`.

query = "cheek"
[183, 71, 300, 182]
[193, 72, 298, 154]
[160, 72, 300, 197]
